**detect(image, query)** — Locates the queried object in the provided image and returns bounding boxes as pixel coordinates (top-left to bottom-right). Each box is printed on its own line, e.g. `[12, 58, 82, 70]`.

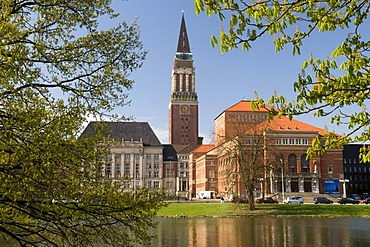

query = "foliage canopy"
[194, 0, 370, 159]
[0, 0, 165, 246]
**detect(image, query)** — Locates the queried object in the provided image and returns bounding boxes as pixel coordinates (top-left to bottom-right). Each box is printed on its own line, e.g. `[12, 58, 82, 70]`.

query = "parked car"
[284, 196, 304, 204]
[348, 194, 361, 200]
[360, 197, 370, 204]
[337, 197, 360, 204]
[313, 197, 333, 204]
[256, 197, 279, 204]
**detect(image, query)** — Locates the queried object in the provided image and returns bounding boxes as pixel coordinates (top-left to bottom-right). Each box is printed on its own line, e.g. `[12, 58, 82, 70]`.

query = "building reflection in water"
[152, 217, 369, 247]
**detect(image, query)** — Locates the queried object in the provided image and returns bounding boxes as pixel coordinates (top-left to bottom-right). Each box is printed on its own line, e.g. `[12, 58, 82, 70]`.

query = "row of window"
[343, 158, 368, 165]
[146, 181, 160, 188]
[234, 114, 267, 121]
[146, 163, 160, 169]
[276, 138, 309, 145]
[146, 171, 160, 178]
[345, 166, 370, 173]
[106, 153, 161, 161]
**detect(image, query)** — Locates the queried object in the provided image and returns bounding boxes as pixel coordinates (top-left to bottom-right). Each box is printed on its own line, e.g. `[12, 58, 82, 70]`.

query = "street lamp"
[339, 179, 349, 198]
[280, 159, 284, 202]
[259, 178, 264, 198]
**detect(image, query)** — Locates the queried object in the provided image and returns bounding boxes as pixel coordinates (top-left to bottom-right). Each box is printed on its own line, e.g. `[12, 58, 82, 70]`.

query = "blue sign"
[324, 180, 340, 194]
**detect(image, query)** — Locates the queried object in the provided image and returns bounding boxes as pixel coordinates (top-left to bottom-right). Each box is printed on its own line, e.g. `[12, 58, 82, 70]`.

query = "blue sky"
[106, 1, 352, 144]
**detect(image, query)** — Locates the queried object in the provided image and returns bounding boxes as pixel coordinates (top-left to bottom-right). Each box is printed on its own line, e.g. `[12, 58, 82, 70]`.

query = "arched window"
[301, 154, 309, 173]
[288, 154, 297, 173]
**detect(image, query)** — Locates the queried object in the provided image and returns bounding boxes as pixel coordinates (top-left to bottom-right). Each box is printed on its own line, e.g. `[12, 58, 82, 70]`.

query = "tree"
[194, 0, 370, 160]
[216, 117, 274, 210]
[0, 1, 165, 246]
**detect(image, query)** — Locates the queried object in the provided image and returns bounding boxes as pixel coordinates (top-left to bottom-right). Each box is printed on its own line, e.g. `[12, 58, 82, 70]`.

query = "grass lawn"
[156, 202, 370, 218]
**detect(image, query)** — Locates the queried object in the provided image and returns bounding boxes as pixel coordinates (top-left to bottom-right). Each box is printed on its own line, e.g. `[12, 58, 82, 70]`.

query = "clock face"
[180, 105, 190, 114]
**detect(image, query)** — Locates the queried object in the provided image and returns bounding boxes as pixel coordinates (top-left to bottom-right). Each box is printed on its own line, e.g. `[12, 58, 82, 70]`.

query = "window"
[301, 154, 309, 173]
[146, 154, 152, 159]
[288, 154, 297, 173]
[154, 163, 159, 169]
[135, 164, 140, 178]
[154, 154, 160, 159]
[106, 154, 112, 163]
[276, 139, 282, 145]
[124, 163, 130, 178]
[147, 181, 152, 188]
[154, 181, 160, 188]
[115, 154, 121, 178]
[124, 154, 130, 160]
[115, 163, 121, 178]
[209, 170, 215, 179]
[105, 163, 111, 179]
[124, 182, 131, 189]
[328, 164, 333, 174]
[134, 154, 140, 160]
[154, 171, 159, 178]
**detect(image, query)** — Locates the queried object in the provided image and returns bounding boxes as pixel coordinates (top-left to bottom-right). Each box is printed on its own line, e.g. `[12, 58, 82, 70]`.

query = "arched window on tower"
[301, 154, 310, 173]
[288, 154, 297, 173]
[188, 74, 193, 91]
[182, 74, 186, 92]
[175, 74, 180, 91]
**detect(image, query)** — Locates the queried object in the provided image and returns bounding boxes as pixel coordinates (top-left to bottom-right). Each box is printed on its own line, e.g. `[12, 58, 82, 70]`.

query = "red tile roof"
[192, 144, 215, 153]
[267, 116, 326, 135]
[225, 100, 273, 112]
[224, 100, 327, 136]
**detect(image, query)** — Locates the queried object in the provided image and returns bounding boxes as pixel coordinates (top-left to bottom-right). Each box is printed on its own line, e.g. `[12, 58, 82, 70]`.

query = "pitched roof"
[267, 116, 326, 135]
[192, 144, 215, 153]
[222, 100, 327, 136]
[176, 11, 191, 53]
[163, 144, 178, 161]
[172, 144, 199, 154]
[225, 100, 271, 112]
[81, 122, 161, 146]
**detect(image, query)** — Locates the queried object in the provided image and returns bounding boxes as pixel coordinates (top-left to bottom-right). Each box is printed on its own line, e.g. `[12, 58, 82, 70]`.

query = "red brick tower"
[169, 12, 199, 146]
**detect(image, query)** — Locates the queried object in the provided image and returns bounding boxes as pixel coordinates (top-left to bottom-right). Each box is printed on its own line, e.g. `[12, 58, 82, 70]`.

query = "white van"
[197, 191, 215, 199]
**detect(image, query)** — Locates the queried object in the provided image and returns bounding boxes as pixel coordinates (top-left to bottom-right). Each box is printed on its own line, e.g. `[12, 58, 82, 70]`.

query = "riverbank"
[157, 202, 370, 218]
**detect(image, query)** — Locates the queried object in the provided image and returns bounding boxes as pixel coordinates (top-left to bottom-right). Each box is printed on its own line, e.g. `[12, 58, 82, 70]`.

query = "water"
[1, 217, 369, 246]
[151, 217, 370, 247]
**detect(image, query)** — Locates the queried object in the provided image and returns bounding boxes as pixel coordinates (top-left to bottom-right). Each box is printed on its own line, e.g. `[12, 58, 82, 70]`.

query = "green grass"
[157, 202, 370, 218]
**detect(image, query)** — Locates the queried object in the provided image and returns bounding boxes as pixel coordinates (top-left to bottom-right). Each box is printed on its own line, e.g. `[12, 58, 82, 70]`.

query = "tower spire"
[169, 11, 199, 146]
[176, 11, 191, 54]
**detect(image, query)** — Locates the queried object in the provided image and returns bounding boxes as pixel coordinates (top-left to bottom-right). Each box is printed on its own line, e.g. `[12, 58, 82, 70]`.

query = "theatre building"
[189, 100, 343, 199]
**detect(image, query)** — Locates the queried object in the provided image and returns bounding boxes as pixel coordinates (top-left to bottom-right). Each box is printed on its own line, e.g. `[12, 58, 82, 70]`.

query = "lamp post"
[259, 178, 264, 198]
[339, 179, 349, 198]
[280, 159, 284, 202]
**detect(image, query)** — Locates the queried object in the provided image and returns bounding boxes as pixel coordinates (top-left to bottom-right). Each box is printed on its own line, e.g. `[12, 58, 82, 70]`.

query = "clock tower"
[169, 12, 199, 146]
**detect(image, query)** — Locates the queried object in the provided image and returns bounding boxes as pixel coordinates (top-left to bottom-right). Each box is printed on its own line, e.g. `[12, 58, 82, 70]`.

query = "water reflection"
[151, 217, 370, 247]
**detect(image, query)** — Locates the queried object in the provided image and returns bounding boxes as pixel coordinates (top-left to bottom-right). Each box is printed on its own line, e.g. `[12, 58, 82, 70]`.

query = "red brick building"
[189, 100, 343, 199]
